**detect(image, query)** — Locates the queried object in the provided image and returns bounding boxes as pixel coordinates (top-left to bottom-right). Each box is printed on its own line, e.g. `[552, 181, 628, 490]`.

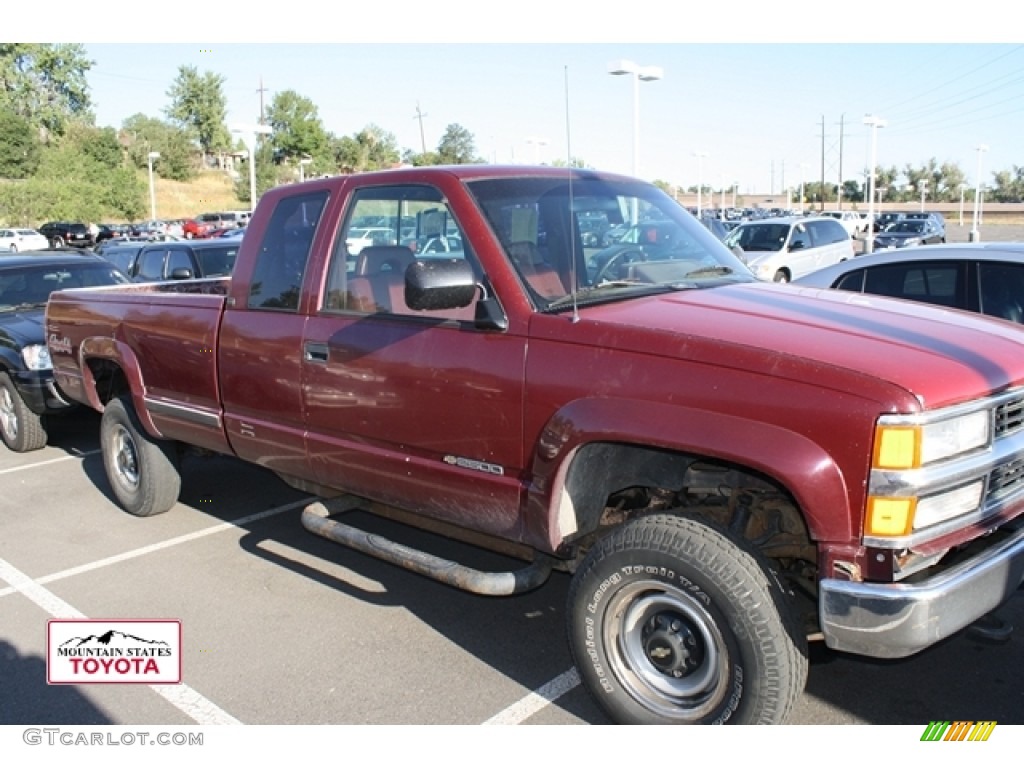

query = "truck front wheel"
[100, 396, 181, 517]
[567, 513, 807, 724]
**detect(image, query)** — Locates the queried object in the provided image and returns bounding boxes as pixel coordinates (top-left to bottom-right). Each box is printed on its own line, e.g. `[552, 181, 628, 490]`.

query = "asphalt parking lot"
[2, 223, 1024, 729]
[2, 407, 1022, 728]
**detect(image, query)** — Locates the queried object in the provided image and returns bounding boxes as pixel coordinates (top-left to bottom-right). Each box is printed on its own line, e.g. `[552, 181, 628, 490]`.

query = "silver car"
[794, 242, 1024, 324]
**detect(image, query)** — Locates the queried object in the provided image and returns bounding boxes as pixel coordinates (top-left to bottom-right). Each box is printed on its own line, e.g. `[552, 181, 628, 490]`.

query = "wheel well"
[563, 442, 817, 589]
[86, 359, 130, 405]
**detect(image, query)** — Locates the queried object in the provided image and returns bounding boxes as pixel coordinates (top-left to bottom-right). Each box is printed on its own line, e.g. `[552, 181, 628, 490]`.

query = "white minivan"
[723, 216, 855, 283]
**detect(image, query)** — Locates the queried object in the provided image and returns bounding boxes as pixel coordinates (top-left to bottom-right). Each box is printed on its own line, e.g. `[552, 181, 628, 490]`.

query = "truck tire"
[100, 396, 181, 517]
[0, 373, 48, 452]
[567, 513, 807, 725]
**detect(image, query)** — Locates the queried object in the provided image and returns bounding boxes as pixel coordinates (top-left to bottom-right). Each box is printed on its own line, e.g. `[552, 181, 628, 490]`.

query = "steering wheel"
[593, 247, 646, 284]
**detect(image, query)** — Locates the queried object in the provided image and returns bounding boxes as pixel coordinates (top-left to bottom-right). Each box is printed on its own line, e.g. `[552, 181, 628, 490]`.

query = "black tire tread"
[0, 372, 48, 452]
[100, 396, 181, 517]
[568, 513, 807, 725]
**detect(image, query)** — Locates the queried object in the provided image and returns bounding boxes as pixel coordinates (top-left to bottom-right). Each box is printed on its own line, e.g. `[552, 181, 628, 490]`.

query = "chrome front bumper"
[820, 520, 1024, 658]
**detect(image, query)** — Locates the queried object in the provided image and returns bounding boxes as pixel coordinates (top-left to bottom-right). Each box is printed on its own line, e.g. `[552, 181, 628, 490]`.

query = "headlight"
[873, 410, 990, 469]
[21, 344, 52, 371]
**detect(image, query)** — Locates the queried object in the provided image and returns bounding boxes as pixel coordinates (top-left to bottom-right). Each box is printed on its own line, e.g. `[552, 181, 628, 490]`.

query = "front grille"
[987, 456, 1024, 502]
[995, 396, 1024, 439]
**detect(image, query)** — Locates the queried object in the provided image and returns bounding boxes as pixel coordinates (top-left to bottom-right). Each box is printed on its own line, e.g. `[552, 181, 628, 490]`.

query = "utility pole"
[413, 102, 428, 155]
[256, 76, 268, 125]
[837, 114, 845, 209]
[819, 115, 826, 212]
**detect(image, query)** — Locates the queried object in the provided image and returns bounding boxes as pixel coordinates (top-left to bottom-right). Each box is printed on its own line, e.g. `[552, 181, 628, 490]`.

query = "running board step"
[301, 497, 555, 596]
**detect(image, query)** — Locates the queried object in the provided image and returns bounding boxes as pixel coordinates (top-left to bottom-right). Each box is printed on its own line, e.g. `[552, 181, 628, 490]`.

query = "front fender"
[524, 397, 856, 553]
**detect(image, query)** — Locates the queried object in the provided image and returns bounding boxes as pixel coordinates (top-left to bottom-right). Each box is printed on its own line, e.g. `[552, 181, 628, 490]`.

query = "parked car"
[95, 224, 127, 243]
[345, 226, 396, 255]
[872, 218, 945, 249]
[37, 221, 94, 249]
[0, 252, 130, 451]
[124, 240, 241, 282]
[182, 217, 218, 239]
[794, 242, 1024, 324]
[820, 210, 868, 237]
[873, 212, 904, 232]
[699, 215, 732, 242]
[722, 215, 854, 282]
[0, 228, 49, 253]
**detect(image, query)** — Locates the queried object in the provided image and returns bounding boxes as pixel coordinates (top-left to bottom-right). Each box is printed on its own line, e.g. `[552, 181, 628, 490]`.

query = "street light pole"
[863, 114, 886, 254]
[607, 59, 664, 180]
[693, 151, 708, 216]
[298, 156, 312, 183]
[147, 151, 161, 220]
[971, 144, 988, 242]
[958, 183, 967, 227]
[231, 124, 273, 207]
[525, 136, 549, 165]
[918, 179, 928, 212]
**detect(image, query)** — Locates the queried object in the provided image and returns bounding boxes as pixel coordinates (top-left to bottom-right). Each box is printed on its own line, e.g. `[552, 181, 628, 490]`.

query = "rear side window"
[864, 262, 964, 308]
[248, 190, 328, 311]
[806, 220, 847, 246]
[136, 248, 167, 281]
[196, 246, 238, 277]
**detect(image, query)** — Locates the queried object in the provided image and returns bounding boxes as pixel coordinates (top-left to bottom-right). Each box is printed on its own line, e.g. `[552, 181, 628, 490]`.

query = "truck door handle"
[304, 342, 329, 363]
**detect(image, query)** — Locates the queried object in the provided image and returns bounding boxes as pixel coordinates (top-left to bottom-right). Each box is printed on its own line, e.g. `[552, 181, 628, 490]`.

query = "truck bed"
[47, 278, 232, 453]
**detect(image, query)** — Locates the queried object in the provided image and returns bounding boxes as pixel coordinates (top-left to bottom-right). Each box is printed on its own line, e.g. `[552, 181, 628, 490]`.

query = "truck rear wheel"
[100, 396, 181, 517]
[567, 513, 807, 724]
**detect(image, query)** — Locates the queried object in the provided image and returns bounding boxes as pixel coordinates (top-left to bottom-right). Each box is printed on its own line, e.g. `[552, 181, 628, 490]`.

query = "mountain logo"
[47, 620, 182, 685]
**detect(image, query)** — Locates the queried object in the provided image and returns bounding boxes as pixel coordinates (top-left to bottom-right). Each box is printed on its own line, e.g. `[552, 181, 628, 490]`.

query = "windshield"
[886, 221, 926, 233]
[0, 262, 130, 309]
[465, 175, 753, 309]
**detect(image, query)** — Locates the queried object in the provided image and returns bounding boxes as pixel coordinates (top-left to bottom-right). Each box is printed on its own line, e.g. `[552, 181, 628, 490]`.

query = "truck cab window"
[248, 190, 328, 311]
[323, 184, 479, 321]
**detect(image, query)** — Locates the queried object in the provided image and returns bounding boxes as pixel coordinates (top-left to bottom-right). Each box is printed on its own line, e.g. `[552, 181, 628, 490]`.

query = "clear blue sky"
[20, 3, 1024, 196]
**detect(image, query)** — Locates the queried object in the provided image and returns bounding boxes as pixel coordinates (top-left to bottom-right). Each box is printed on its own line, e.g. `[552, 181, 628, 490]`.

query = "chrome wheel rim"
[0, 386, 17, 440]
[109, 424, 140, 490]
[603, 579, 730, 721]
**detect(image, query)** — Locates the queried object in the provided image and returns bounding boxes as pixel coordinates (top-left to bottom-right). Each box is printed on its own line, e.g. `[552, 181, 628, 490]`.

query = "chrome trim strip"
[144, 397, 222, 429]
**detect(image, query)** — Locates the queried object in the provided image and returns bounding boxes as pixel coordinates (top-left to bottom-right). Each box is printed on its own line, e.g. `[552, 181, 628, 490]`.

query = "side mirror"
[405, 258, 477, 310]
[789, 240, 806, 251]
[169, 268, 195, 280]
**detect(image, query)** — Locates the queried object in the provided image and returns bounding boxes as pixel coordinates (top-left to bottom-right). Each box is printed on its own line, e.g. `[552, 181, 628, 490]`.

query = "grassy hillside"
[147, 170, 247, 221]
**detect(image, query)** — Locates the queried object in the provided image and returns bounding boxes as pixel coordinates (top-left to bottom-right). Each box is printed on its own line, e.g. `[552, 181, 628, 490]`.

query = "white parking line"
[2, 488, 577, 724]
[482, 668, 581, 724]
[0, 555, 241, 725]
[0, 449, 101, 476]
[0, 498, 314, 599]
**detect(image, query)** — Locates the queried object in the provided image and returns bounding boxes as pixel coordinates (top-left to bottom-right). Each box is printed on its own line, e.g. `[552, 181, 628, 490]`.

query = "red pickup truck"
[46, 166, 1024, 725]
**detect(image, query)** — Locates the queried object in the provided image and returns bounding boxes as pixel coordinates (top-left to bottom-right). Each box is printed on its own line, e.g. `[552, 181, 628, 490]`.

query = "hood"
[535, 282, 1024, 411]
[0, 307, 45, 348]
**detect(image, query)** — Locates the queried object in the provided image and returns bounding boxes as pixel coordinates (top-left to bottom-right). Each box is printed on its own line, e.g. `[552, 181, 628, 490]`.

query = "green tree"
[122, 113, 198, 182]
[0, 43, 93, 139]
[0, 106, 41, 178]
[331, 124, 400, 173]
[436, 123, 479, 164]
[552, 157, 589, 169]
[266, 90, 329, 164]
[165, 66, 230, 164]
